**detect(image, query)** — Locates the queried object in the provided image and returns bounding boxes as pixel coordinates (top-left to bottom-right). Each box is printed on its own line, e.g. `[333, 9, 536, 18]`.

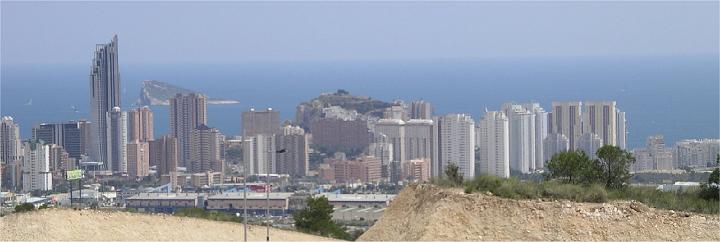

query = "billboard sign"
[66, 169, 83, 180]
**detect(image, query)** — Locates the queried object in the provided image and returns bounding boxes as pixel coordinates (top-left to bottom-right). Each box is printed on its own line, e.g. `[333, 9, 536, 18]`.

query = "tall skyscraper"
[477, 111, 510, 178]
[543, 133, 570, 162]
[616, 110, 627, 149]
[1, 117, 22, 191]
[410, 100, 433, 119]
[502, 103, 536, 174]
[169, 93, 207, 167]
[582, 101, 617, 147]
[241, 108, 280, 137]
[89, 35, 121, 164]
[275, 125, 309, 177]
[127, 142, 150, 178]
[22, 139, 52, 192]
[576, 133, 603, 159]
[551, 101, 582, 150]
[435, 114, 475, 179]
[149, 135, 178, 176]
[189, 125, 224, 173]
[128, 106, 154, 142]
[32, 120, 91, 160]
[106, 107, 127, 173]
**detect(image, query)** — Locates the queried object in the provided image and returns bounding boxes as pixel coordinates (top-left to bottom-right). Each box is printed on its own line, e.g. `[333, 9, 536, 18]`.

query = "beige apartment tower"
[127, 142, 150, 178]
[128, 106, 154, 142]
[189, 125, 224, 173]
[169, 93, 207, 167]
[149, 135, 178, 176]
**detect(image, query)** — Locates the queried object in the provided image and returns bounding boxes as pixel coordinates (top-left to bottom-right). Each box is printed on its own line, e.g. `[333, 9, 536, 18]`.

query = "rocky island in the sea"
[137, 80, 240, 106]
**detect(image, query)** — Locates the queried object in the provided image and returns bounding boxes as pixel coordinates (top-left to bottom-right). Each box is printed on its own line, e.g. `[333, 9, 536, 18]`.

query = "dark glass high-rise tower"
[89, 35, 121, 166]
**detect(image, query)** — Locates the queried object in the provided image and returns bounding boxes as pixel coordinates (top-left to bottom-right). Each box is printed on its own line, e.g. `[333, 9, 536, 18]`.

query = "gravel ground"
[359, 184, 720, 241]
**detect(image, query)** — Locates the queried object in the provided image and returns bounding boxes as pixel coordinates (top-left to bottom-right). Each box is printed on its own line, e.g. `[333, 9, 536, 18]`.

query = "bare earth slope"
[359, 184, 720, 241]
[0, 209, 335, 241]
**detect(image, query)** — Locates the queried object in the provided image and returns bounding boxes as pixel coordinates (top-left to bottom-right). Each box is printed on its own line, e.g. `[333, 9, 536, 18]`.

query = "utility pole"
[243, 151, 248, 242]
[267, 149, 286, 242]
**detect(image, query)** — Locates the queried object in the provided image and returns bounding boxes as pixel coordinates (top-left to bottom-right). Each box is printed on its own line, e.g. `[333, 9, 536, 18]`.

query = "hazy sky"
[2, 1, 718, 64]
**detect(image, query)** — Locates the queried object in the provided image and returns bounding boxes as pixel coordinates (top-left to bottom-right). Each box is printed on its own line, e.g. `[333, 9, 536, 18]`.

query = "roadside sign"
[66, 169, 83, 180]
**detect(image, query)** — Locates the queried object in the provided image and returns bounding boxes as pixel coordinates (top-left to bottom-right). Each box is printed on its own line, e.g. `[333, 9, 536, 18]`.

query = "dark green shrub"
[14, 203, 35, 213]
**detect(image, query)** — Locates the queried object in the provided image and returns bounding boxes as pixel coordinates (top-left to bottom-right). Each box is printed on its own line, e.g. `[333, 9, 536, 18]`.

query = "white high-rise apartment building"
[522, 103, 549, 169]
[616, 110, 627, 149]
[275, 125, 309, 177]
[551, 101, 582, 150]
[435, 114, 475, 179]
[243, 134, 276, 175]
[673, 139, 720, 168]
[477, 111, 510, 178]
[22, 140, 52, 192]
[633, 135, 673, 172]
[106, 107, 127, 173]
[576, 133, 603, 159]
[502, 103, 536, 174]
[582, 101, 617, 147]
[410, 100, 433, 119]
[1, 116, 23, 191]
[368, 133, 394, 178]
[373, 119, 405, 163]
[543, 133, 569, 162]
[404, 119, 434, 162]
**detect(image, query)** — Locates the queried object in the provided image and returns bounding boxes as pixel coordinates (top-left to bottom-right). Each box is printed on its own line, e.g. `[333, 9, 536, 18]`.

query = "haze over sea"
[1, 55, 718, 149]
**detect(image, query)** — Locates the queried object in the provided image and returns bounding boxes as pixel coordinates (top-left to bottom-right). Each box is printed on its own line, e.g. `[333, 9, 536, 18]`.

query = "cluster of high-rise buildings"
[1, 36, 226, 193]
[632, 136, 720, 173]
[1, 35, 719, 193]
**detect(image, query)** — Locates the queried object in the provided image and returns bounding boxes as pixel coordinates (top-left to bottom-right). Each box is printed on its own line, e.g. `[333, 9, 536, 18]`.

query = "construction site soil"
[359, 184, 720, 241]
[0, 209, 335, 241]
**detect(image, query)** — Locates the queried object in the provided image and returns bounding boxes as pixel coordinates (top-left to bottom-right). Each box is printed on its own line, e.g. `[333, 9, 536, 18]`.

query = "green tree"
[595, 145, 635, 189]
[445, 163, 464, 186]
[545, 150, 600, 185]
[294, 196, 349, 239]
[699, 154, 719, 200]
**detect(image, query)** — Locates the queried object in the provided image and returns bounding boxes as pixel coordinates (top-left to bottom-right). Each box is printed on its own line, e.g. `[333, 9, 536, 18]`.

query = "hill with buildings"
[358, 184, 720, 241]
[0, 209, 335, 241]
[295, 89, 393, 129]
[138, 80, 240, 105]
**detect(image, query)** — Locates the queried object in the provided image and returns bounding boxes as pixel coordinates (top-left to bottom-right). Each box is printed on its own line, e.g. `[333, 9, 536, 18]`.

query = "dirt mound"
[359, 184, 720, 241]
[0, 209, 335, 241]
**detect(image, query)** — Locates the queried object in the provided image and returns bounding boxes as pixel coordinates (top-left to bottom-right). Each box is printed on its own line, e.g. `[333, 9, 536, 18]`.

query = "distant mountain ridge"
[137, 80, 239, 105]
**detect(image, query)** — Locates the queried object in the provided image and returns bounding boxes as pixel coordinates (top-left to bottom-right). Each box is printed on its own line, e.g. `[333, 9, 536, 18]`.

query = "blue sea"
[1, 55, 718, 149]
